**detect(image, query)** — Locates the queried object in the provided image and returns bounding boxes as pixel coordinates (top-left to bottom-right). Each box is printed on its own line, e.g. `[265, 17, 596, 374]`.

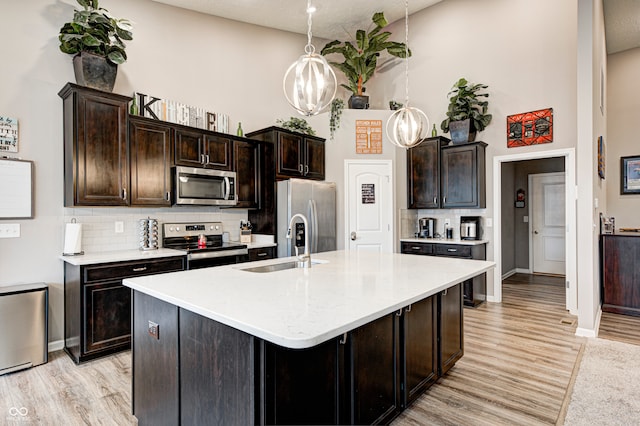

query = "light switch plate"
[523, 216, 529, 223]
[485, 218, 493, 227]
[148, 321, 159, 340]
[0, 224, 20, 238]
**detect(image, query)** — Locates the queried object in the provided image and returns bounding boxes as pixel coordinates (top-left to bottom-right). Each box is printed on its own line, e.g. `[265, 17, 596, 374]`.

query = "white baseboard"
[48, 339, 64, 353]
[502, 269, 516, 280]
[515, 268, 532, 274]
[486, 295, 497, 303]
[574, 306, 602, 338]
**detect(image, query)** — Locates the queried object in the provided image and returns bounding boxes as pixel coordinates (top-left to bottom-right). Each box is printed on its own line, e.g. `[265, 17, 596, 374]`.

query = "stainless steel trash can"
[0, 283, 48, 375]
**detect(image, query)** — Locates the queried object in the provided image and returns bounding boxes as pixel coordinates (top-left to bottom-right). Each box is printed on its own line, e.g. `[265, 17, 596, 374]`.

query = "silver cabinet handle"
[395, 309, 403, 317]
[433, 196, 437, 204]
[206, 154, 210, 164]
[133, 267, 147, 272]
[257, 252, 268, 257]
[350, 231, 357, 241]
[122, 188, 127, 200]
[200, 154, 205, 164]
[165, 192, 171, 201]
[405, 304, 412, 313]
[339, 333, 348, 345]
[304, 165, 309, 175]
[412, 246, 421, 250]
[447, 248, 458, 252]
[442, 288, 448, 296]
[443, 196, 447, 204]
[299, 164, 304, 173]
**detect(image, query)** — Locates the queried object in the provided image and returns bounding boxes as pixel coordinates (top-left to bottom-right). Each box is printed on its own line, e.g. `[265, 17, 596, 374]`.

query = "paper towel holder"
[62, 218, 84, 256]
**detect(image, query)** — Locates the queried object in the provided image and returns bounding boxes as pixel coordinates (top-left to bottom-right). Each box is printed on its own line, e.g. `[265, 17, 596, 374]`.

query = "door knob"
[350, 231, 357, 241]
[534, 230, 539, 234]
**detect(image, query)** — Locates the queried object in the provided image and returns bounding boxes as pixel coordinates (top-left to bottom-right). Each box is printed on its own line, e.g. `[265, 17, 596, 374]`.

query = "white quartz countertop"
[400, 238, 489, 246]
[123, 250, 495, 349]
[60, 248, 186, 266]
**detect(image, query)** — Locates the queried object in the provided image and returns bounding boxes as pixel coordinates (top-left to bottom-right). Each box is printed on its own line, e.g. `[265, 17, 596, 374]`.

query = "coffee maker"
[418, 217, 437, 238]
[460, 216, 481, 240]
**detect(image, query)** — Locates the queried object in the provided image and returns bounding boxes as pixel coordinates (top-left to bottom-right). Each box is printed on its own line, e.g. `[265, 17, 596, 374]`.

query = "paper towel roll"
[63, 223, 83, 255]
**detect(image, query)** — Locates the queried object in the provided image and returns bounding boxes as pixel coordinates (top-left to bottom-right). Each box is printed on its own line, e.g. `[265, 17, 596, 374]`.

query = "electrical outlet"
[0, 223, 20, 238]
[115, 221, 124, 233]
[523, 216, 529, 223]
[444, 218, 451, 227]
[485, 218, 493, 227]
[148, 321, 159, 340]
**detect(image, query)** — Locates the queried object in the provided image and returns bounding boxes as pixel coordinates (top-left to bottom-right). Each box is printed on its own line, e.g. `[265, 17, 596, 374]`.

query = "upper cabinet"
[247, 127, 325, 181]
[60, 83, 130, 206]
[233, 140, 260, 209]
[129, 116, 173, 206]
[407, 138, 486, 209]
[175, 129, 233, 171]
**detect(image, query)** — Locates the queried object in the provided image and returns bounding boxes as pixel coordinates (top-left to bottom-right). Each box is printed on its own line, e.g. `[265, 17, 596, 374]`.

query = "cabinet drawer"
[248, 246, 275, 261]
[435, 244, 471, 258]
[84, 257, 185, 283]
[401, 242, 434, 255]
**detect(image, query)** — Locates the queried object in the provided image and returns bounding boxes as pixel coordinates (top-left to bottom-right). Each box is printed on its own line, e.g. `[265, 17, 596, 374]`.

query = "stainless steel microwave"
[173, 166, 237, 206]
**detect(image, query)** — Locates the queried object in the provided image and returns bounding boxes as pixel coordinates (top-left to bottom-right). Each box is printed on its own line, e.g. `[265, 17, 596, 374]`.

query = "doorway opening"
[492, 149, 577, 314]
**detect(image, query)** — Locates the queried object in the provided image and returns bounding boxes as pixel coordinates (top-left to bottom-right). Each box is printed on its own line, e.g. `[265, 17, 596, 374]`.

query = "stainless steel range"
[162, 222, 248, 269]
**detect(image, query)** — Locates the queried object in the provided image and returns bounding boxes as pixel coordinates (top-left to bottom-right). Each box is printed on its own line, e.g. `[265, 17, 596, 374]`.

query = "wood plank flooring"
[393, 273, 584, 426]
[599, 311, 640, 345]
[0, 273, 604, 425]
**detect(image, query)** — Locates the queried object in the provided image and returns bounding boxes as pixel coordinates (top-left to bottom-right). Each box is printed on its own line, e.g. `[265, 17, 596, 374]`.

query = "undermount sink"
[239, 259, 326, 273]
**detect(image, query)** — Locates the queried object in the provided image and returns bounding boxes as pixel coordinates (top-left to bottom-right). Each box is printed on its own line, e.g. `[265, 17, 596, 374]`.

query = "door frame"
[492, 148, 577, 314]
[528, 172, 566, 276]
[344, 159, 394, 252]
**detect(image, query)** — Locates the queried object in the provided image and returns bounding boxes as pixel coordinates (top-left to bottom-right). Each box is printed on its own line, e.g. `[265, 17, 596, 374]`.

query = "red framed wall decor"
[506, 108, 553, 148]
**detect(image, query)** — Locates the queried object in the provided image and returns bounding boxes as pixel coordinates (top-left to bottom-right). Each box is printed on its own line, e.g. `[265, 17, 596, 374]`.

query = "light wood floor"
[3, 273, 635, 425]
[599, 311, 640, 345]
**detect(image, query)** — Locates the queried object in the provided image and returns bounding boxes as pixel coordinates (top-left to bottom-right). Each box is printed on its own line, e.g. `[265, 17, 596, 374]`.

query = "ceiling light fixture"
[386, 0, 429, 148]
[283, 1, 336, 116]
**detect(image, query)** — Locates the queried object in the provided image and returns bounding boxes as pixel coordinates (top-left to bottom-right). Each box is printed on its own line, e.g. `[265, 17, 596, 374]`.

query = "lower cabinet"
[64, 256, 185, 364]
[132, 287, 462, 425]
[600, 234, 640, 316]
[401, 241, 487, 307]
[248, 246, 276, 261]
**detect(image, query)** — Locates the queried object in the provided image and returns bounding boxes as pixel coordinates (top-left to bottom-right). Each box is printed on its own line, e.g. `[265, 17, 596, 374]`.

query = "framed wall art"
[0, 116, 18, 152]
[507, 108, 553, 148]
[597, 136, 605, 179]
[621, 155, 640, 194]
[355, 119, 382, 154]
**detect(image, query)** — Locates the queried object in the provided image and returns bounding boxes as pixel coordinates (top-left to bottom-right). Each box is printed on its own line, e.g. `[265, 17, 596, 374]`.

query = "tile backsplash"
[63, 207, 249, 253]
[400, 209, 487, 240]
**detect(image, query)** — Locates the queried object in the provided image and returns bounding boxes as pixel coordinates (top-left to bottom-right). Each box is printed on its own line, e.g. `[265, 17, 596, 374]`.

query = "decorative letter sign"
[507, 108, 553, 148]
[356, 120, 382, 154]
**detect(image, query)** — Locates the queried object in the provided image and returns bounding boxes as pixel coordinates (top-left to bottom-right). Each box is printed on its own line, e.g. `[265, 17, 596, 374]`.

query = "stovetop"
[162, 222, 247, 255]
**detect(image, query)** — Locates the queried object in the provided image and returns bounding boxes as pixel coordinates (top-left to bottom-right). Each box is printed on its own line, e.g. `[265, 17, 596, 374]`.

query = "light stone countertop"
[123, 250, 495, 349]
[400, 237, 489, 246]
[60, 248, 186, 266]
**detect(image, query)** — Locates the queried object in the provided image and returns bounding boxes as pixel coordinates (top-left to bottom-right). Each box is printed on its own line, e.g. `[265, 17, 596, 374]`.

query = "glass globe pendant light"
[386, 0, 429, 148]
[283, 1, 336, 116]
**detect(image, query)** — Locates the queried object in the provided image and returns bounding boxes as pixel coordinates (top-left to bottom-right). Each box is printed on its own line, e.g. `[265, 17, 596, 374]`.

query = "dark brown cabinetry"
[174, 128, 233, 170]
[601, 234, 640, 316]
[401, 241, 487, 307]
[233, 140, 260, 208]
[439, 283, 463, 374]
[440, 142, 487, 208]
[246, 126, 326, 181]
[64, 256, 185, 364]
[129, 116, 173, 206]
[406, 138, 486, 209]
[59, 83, 130, 206]
[248, 246, 275, 261]
[407, 136, 446, 209]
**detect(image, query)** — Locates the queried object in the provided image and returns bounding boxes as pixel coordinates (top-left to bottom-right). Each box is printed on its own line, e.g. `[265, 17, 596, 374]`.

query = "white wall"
[606, 47, 640, 227]
[0, 0, 311, 344]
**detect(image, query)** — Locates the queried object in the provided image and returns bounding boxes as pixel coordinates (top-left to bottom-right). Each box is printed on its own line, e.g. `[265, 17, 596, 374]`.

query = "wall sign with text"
[355, 120, 382, 154]
[0, 116, 18, 152]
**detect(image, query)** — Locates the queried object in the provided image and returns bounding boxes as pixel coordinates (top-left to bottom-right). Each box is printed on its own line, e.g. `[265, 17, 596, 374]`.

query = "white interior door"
[530, 172, 566, 275]
[345, 160, 393, 252]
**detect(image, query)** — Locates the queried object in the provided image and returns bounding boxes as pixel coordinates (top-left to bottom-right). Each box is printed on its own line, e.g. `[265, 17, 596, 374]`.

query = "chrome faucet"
[286, 213, 311, 268]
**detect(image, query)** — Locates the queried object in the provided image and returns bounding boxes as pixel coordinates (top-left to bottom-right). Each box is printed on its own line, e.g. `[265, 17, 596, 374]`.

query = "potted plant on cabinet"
[58, 0, 133, 92]
[440, 78, 492, 144]
[321, 12, 410, 109]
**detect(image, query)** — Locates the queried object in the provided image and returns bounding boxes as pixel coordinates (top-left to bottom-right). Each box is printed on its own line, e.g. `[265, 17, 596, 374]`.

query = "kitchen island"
[124, 250, 494, 425]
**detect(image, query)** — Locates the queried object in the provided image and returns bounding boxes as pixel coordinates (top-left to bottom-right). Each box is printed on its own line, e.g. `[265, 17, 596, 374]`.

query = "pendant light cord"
[305, 0, 315, 55]
[404, 0, 410, 106]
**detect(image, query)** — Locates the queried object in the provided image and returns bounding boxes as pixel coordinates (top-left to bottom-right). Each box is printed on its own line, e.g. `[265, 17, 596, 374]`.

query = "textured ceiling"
[153, 0, 639, 54]
[150, 0, 442, 40]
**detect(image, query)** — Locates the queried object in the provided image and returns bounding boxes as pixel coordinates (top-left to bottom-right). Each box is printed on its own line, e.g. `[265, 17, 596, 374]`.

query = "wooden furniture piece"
[407, 138, 486, 209]
[59, 83, 130, 206]
[246, 126, 325, 181]
[401, 241, 487, 307]
[131, 283, 461, 425]
[64, 256, 185, 364]
[601, 234, 640, 316]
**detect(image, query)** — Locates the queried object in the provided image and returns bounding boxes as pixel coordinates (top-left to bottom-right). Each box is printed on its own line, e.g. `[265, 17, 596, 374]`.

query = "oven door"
[187, 248, 248, 270]
[174, 167, 237, 206]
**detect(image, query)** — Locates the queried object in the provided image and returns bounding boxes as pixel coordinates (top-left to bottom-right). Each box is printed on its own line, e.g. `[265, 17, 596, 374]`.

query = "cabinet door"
[248, 246, 275, 261]
[407, 138, 440, 209]
[349, 313, 400, 425]
[400, 242, 434, 255]
[276, 132, 304, 178]
[602, 236, 640, 314]
[234, 140, 260, 208]
[402, 297, 438, 406]
[83, 280, 131, 354]
[129, 117, 173, 206]
[175, 128, 205, 167]
[264, 338, 343, 425]
[204, 134, 233, 170]
[72, 91, 129, 206]
[439, 283, 463, 375]
[441, 143, 486, 208]
[304, 137, 325, 180]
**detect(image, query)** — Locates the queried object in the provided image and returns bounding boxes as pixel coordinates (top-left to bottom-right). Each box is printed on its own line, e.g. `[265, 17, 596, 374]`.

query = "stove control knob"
[214, 225, 220, 231]
[169, 226, 174, 232]
[175, 227, 180, 232]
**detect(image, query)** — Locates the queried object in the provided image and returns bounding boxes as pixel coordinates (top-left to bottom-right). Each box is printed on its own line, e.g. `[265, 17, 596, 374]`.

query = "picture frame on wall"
[621, 155, 640, 194]
[597, 136, 605, 179]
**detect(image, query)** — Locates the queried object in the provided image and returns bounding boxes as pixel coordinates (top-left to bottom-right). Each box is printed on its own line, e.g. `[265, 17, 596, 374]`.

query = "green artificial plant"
[440, 78, 492, 134]
[321, 12, 410, 97]
[59, 0, 133, 65]
[329, 98, 345, 140]
[276, 117, 316, 136]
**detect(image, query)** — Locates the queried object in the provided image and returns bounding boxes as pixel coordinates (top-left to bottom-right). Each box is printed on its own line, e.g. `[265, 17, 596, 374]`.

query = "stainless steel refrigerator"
[277, 179, 336, 258]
